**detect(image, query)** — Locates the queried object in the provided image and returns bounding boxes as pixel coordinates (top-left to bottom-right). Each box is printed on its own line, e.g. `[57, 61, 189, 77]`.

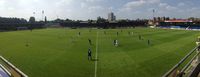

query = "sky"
[0, 0, 200, 21]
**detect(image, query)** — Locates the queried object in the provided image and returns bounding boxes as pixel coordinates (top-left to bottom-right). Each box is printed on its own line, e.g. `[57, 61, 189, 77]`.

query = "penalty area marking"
[94, 31, 99, 77]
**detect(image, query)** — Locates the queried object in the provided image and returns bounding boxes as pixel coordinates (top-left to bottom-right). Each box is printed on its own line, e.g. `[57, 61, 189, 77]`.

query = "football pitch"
[0, 27, 199, 77]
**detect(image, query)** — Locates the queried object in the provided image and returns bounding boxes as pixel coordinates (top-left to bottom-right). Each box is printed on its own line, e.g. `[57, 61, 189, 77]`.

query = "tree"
[97, 16, 107, 23]
[45, 16, 47, 23]
[65, 18, 72, 22]
[29, 17, 36, 23]
[165, 17, 170, 20]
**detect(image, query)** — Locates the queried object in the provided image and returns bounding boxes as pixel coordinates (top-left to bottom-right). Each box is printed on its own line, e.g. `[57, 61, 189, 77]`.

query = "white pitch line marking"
[94, 31, 99, 77]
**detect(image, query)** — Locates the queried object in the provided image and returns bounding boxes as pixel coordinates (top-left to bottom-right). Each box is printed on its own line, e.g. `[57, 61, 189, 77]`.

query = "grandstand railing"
[0, 56, 28, 77]
[162, 45, 200, 77]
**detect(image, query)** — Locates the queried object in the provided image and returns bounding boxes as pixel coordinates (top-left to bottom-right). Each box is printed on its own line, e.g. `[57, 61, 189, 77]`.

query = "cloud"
[159, 3, 167, 7]
[159, 3, 177, 11]
[81, 2, 87, 8]
[87, 6, 108, 17]
[85, 0, 101, 2]
[178, 2, 185, 7]
[0, 0, 200, 20]
[148, 0, 160, 4]
[0, 0, 5, 5]
[120, 0, 160, 11]
[166, 6, 177, 10]
[88, 6, 104, 12]
[55, 0, 73, 7]
[124, 0, 145, 10]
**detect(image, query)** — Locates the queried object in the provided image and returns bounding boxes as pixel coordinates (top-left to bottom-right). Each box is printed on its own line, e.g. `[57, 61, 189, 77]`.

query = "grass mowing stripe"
[94, 31, 99, 77]
[0, 28, 199, 77]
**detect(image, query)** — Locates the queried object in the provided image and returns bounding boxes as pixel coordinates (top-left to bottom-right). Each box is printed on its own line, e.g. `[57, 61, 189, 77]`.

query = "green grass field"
[0, 28, 199, 77]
